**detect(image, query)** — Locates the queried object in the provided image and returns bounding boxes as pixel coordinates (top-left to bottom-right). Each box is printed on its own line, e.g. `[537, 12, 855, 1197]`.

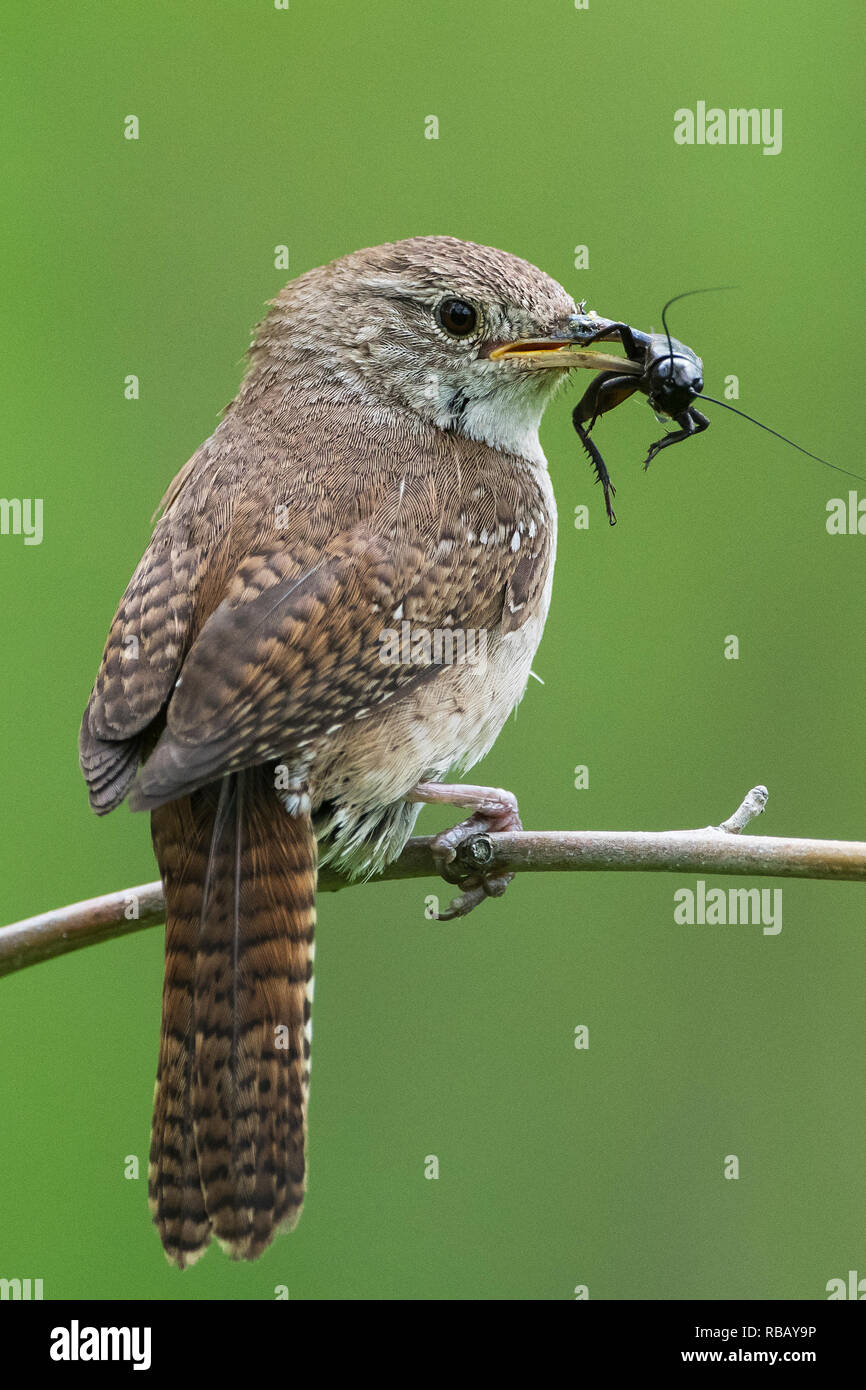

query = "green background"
[1, 0, 863, 1301]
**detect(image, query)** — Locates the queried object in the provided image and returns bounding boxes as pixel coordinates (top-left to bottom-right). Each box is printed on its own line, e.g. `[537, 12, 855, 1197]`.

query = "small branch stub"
[718, 784, 769, 834]
[457, 833, 496, 870]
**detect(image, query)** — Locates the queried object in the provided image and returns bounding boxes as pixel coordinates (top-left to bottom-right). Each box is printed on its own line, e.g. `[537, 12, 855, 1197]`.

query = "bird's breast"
[310, 461, 557, 878]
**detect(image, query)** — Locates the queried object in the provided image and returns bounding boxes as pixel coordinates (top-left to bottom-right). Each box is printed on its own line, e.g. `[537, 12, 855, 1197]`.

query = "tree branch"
[2, 786, 863, 978]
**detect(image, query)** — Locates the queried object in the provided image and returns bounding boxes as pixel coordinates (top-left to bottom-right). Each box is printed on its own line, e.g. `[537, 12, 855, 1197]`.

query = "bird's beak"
[487, 313, 642, 376]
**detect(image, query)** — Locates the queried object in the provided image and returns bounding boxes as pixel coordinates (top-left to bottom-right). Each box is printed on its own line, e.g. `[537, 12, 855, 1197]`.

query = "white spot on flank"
[511, 529, 521, 552]
[392, 603, 404, 620]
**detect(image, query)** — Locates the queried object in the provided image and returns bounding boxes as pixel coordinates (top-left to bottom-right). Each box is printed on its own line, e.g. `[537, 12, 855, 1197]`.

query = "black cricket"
[570, 290, 864, 526]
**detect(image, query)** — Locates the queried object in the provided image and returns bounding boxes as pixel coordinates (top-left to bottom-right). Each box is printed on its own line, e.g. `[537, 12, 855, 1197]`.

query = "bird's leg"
[407, 781, 523, 921]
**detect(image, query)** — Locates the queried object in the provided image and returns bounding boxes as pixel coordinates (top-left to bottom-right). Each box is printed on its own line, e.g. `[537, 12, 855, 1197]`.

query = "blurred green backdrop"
[1, 0, 863, 1301]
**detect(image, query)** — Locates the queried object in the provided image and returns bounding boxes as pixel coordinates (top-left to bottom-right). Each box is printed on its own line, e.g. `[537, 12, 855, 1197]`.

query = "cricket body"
[564, 295, 864, 522]
[570, 313, 709, 524]
[79, 236, 615, 1267]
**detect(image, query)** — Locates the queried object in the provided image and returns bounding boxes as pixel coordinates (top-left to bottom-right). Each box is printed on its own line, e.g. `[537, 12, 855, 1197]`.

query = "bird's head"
[248, 236, 624, 464]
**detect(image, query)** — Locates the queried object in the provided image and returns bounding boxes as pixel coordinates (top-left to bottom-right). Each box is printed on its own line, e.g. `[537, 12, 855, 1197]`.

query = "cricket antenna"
[698, 394, 866, 484]
[659, 285, 864, 481]
[661, 287, 737, 373]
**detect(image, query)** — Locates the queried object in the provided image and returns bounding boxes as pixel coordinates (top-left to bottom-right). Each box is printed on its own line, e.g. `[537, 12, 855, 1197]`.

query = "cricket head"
[645, 333, 704, 418]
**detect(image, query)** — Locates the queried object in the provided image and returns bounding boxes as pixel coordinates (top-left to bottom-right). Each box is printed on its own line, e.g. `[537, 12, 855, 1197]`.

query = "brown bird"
[79, 236, 609, 1267]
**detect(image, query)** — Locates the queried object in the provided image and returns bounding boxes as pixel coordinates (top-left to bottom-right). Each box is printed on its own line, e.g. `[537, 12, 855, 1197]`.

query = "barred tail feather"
[148, 766, 317, 1267]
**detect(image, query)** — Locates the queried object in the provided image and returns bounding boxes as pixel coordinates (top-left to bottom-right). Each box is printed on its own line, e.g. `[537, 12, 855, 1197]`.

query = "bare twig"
[1, 785, 863, 978]
[717, 784, 768, 833]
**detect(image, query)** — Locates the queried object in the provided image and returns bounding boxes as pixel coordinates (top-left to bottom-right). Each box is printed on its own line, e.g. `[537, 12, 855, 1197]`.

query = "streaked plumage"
[80, 236, 578, 1265]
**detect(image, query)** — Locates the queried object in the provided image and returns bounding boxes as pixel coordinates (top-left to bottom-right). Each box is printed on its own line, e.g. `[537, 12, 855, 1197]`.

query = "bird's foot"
[408, 782, 522, 920]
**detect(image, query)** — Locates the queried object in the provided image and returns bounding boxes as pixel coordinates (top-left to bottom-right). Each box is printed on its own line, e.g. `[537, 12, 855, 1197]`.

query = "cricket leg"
[573, 372, 640, 525]
[644, 406, 710, 469]
[575, 320, 644, 362]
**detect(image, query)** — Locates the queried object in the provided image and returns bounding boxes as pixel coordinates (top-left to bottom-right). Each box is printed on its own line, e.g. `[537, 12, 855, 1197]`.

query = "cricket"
[566, 290, 865, 525]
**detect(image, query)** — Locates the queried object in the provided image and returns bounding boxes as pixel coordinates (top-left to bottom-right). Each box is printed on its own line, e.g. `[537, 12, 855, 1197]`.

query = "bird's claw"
[430, 795, 522, 921]
[434, 872, 515, 921]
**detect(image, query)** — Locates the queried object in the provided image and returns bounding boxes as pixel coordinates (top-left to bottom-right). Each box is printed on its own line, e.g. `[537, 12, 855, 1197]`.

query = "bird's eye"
[436, 297, 478, 337]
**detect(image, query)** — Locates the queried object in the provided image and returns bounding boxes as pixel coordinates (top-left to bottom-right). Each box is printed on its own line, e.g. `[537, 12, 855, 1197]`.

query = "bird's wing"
[128, 512, 548, 812]
[79, 520, 202, 812]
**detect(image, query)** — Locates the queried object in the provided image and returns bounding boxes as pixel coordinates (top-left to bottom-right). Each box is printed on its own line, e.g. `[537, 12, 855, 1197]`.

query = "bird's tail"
[147, 765, 317, 1267]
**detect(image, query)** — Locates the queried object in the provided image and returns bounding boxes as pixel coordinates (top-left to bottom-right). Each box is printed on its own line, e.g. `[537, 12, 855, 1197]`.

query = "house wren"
[80, 236, 603, 1266]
